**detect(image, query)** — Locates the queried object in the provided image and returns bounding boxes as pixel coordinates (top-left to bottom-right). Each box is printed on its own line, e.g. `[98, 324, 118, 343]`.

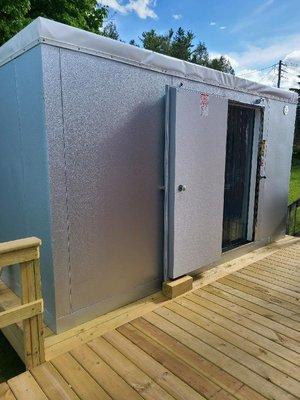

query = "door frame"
[222, 100, 264, 252]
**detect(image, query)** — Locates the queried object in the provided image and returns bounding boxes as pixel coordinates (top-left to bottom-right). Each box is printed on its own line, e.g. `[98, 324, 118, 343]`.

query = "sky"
[99, 0, 300, 89]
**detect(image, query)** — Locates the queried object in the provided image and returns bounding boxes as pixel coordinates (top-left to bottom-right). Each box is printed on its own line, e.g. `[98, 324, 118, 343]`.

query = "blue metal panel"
[0, 62, 27, 294]
[0, 46, 56, 330]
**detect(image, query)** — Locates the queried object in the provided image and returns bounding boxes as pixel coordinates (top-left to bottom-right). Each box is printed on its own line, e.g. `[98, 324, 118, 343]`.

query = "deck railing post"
[0, 237, 45, 369]
[20, 259, 45, 368]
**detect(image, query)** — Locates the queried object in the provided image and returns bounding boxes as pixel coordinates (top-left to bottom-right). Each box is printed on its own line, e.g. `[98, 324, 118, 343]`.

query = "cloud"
[126, 0, 157, 19]
[173, 14, 182, 20]
[229, 33, 300, 68]
[99, 0, 127, 13]
[230, 40, 300, 89]
[219, 26, 226, 30]
[209, 21, 216, 26]
[210, 43, 300, 89]
[99, 0, 157, 19]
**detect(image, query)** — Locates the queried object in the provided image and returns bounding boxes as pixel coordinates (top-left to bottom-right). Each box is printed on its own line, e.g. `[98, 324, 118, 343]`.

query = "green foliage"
[29, 0, 107, 32]
[170, 27, 194, 61]
[141, 28, 173, 55]
[0, 0, 108, 46]
[138, 27, 235, 74]
[101, 21, 120, 40]
[0, 1, 234, 75]
[288, 151, 300, 234]
[0, 0, 31, 45]
[208, 55, 235, 74]
[190, 42, 209, 65]
[289, 150, 300, 204]
[129, 39, 139, 47]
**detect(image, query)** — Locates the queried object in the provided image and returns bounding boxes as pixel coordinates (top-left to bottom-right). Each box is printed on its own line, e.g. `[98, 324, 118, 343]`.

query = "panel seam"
[58, 47, 73, 313]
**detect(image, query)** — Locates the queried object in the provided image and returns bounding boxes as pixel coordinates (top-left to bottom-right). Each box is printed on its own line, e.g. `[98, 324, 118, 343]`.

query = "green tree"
[170, 27, 194, 61]
[141, 29, 173, 55]
[208, 55, 235, 74]
[0, 0, 31, 45]
[136, 27, 234, 74]
[190, 42, 209, 66]
[101, 21, 120, 40]
[129, 39, 139, 47]
[0, 0, 108, 46]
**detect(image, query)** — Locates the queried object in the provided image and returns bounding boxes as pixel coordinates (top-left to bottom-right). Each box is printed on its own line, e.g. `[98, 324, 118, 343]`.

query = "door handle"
[178, 184, 187, 192]
[259, 175, 267, 180]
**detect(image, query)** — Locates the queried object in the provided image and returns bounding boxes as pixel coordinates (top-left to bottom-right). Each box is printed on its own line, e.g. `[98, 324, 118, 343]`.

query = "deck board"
[3, 237, 300, 399]
[0, 382, 16, 400]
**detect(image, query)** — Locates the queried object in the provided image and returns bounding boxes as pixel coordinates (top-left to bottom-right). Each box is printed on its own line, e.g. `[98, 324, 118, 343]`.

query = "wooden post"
[163, 276, 193, 299]
[0, 237, 45, 369]
[20, 258, 45, 369]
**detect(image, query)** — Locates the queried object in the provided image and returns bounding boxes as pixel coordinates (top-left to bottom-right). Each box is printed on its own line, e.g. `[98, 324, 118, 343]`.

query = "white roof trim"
[0, 17, 297, 104]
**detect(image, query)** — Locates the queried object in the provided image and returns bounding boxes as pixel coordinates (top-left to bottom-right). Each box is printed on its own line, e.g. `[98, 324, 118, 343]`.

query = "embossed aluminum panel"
[41, 45, 71, 320]
[255, 100, 296, 241]
[0, 33, 296, 333]
[59, 49, 168, 314]
[166, 87, 228, 278]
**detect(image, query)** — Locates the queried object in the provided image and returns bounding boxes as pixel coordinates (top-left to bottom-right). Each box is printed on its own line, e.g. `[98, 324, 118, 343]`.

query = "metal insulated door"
[165, 86, 228, 279]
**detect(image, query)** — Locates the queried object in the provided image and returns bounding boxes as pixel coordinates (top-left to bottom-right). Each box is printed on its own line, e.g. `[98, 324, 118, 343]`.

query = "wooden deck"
[1, 237, 300, 400]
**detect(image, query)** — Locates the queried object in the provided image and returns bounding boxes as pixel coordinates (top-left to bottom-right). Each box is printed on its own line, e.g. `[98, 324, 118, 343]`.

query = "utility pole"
[277, 60, 282, 88]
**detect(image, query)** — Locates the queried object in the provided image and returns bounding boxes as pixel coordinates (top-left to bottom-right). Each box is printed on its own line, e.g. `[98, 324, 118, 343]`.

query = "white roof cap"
[0, 17, 297, 104]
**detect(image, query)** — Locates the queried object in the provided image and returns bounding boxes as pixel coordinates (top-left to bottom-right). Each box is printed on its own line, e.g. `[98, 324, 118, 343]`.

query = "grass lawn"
[288, 151, 300, 235]
[289, 151, 300, 204]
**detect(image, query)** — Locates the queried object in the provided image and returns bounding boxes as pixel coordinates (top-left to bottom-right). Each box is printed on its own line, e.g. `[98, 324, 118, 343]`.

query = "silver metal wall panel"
[172, 77, 260, 109]
[0, 46, 56, 329]
[169, 78, 295, 265]
[166, 87, 228, 278]
[40, 45, 71, 322]
[255, 100, 296, 241]
[58, 49, 169, 316]
[0, 41, 295, 333]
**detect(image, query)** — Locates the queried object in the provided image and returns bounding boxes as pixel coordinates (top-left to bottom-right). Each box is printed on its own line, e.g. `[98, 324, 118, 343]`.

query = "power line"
[238, 63, 277, 77]
[237, 60, 300, 88]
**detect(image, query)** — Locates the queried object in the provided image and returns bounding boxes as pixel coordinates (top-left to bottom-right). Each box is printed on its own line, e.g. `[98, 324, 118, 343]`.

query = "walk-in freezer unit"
[0, 18, 297, 333]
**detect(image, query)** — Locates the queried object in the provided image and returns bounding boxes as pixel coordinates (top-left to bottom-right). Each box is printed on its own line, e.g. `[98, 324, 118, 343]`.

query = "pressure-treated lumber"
[0, 300, 43, 329]
[2, 236, 299, 365]
[8, 371, 47, 400]
[0, 238, 41, 254]
[163, 275, 193, 299]
[193, 235, 299, 290]
[20, 260, 45, 369]
[31, 363, 81, 400]
[0, 382, 16, 400]
[0, 237, 45, 369]
[0, 237, 41, 269]
[1, 236, 299, 400]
